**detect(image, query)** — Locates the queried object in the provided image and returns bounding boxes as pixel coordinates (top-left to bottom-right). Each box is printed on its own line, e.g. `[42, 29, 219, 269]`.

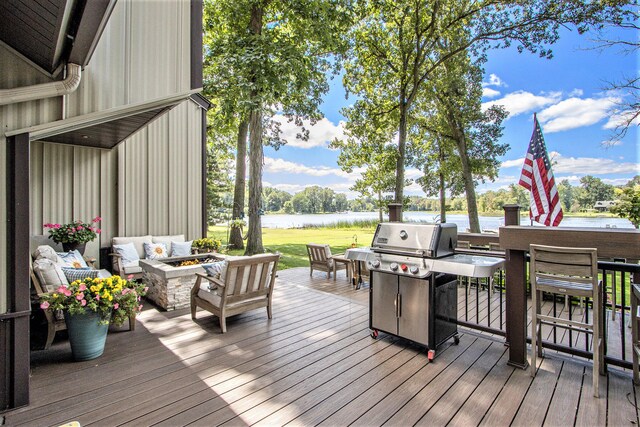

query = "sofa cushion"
[152, 235, 185, 256]
[144, 242, 168, 259]
[113, 242, 140, 267]
[33, 258, 69, 292]
[57, 250, 88, 269]
[171, 241, 192, 257]
[112, 235, 152, 259]
[122, 265, 143, 275]
[62, 267, 99, 282]
[32, 245, 61, 263]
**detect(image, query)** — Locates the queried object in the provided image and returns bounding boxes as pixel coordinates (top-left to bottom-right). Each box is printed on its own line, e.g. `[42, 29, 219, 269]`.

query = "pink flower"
[95, 294, 100, 301]
[40, 301, 50, 309]
[138, 296, 141, 302]
[96, 228, 102, 234]
[127, 274, 134, 280]
[81, 299, 87, 306]
[144, 287, 149, 292]
[56, 285, 67, 293]
[122, 288, 130, 295]
[43, 223, 52, 228]
[76, 226, 84, 231]
[138, 304, 143, 311]
[76, 293, 84, 300]
[53, 224, 61, 229]
[114, 303, 119, 310]
[92, 216, 102, 223]
[63, 289, 72, 297]
[78, 284, 87, 291]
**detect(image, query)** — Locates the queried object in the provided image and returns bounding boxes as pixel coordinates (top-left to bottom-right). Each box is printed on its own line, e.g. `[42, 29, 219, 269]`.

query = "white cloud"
[537, 96, 621, 133]
[264, 156, 354, 178]
[271, 115, 345, 149]
[482, 91, 562, 117]
[568, 89, 584, 97]
[483, 74, 506, 87]
[482, 87, 501, 98]
[603, 109, 640, 130]
[500, 153, 638, 176]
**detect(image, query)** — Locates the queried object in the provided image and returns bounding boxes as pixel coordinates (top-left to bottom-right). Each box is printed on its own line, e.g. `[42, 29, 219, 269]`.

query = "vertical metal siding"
[65, 0, 191, 117]
[187, 101, 203, 239]
[146, 113, 170, 235]
[99, 149, 118, 247]
[168, 102, 188, 235]
[72, 147, 102, 258]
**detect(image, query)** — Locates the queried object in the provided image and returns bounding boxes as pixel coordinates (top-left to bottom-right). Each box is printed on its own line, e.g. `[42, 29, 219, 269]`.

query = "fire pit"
[139, 254, 225, 310]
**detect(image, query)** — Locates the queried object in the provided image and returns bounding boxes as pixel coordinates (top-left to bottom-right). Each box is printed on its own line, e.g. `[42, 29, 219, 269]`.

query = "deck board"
[3, 266, 638, 427]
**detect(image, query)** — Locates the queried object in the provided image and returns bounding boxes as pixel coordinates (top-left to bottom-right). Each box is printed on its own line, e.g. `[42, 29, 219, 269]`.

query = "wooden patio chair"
[306, 243, 347, 279]
[529, 244, 603, 397]
[190, 253, 280, 333]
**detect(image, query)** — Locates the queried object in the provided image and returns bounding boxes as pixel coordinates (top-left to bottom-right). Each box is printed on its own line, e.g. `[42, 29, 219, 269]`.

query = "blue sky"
[263, 26, 639, 199]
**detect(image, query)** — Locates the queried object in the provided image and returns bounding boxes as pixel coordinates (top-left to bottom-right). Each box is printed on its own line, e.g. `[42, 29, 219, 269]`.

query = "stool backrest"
[530, 244, 598, 287]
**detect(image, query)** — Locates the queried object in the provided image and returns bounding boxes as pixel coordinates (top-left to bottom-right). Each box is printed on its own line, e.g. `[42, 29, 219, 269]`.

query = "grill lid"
[371, 222, 457, 258]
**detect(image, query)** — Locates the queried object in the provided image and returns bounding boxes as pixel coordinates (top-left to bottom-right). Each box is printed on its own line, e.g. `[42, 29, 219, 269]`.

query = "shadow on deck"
[4, 267, 639, 426]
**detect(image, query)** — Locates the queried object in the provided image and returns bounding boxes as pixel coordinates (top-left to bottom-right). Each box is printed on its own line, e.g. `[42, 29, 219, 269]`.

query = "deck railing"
[454, 247, 640, 369]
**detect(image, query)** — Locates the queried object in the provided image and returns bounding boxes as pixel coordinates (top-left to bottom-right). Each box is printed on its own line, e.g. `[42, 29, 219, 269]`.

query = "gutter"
[0, 63, 81, 106]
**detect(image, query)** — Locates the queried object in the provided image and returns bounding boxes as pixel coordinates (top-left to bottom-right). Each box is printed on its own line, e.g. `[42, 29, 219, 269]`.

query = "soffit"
[0, 0, 114, 75]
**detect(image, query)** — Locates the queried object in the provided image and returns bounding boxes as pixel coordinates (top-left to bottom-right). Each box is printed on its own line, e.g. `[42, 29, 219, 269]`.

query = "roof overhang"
[6, 89, 201, 149]
[0, 0, 116, 76]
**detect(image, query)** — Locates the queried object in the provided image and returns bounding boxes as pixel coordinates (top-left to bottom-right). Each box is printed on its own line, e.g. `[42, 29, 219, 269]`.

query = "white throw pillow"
[143, 242, 168, 260]
[57, 250, 88, 269]
[113, 242, 140, 267]
[171, 241, 192, 257]
[153, 235, 185, 256]
[33, 258, 69, 292]
[203, 260, 227, 282]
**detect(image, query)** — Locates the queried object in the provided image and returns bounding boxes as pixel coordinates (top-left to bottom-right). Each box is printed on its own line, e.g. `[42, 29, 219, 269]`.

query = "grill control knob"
[371, 259, 381, 269]
[409, 266, 419, 275]
[400, 263, 408, 272]
[389, 262, 399, 271]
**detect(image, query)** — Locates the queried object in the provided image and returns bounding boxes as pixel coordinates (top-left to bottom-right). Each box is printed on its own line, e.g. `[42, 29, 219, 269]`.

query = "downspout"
[0, 63, 81, 106]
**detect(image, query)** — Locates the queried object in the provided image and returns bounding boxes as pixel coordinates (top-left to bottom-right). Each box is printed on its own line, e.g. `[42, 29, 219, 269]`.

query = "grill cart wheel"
[371, 329, 378, 339]
[454, 335, 460, 345]
[427, 349, 435, 361]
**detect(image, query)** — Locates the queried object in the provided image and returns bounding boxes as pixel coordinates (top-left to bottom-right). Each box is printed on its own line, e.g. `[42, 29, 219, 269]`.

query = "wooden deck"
[5, 267, 639, 426]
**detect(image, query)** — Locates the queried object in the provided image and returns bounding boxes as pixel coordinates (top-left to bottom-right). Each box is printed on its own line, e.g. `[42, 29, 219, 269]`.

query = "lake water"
[250, 211, 634, 230]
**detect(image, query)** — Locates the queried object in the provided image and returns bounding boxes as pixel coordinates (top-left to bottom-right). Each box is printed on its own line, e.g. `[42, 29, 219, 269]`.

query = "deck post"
[502, 205, 528, 368]
[388, 203, 402, 222]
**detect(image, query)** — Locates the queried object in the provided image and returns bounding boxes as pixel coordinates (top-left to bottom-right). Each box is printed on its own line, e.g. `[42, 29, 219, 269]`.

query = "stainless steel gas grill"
[346, 222, 505, 359]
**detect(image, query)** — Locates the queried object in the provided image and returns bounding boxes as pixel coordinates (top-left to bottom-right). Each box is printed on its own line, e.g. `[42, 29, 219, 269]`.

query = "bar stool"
[530, 244, 604, 397]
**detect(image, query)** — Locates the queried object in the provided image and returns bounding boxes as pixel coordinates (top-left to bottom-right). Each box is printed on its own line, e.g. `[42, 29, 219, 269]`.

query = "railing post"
[502, 205, 528, 368]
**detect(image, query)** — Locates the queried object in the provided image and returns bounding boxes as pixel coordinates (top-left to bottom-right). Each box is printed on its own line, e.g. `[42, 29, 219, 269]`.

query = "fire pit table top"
[139, 253, 226, 279]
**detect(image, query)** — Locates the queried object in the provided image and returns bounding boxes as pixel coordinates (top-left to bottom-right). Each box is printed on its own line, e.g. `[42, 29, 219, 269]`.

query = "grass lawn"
[208, 226, 376, 270]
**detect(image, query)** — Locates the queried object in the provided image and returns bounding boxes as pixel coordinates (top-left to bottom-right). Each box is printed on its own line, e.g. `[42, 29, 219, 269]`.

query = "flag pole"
[530, 112, 536, 226]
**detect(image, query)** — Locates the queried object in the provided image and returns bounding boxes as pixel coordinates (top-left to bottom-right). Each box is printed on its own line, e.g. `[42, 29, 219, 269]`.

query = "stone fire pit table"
[139, 253, 225, 310]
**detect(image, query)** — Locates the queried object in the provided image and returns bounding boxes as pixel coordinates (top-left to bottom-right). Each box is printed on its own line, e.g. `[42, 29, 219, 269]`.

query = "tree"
[342, 0, 632, 217]
[204, 0, 352, 254]
[610, 185, 640, 228]
[577, 175, 615, 209]
[557, 179, 577, 212]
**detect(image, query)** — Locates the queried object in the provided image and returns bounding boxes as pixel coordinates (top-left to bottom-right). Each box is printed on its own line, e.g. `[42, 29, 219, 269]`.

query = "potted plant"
[192, 237, 222, 253]
[44, 216, 102, 255]
[39, 275, 146, 361]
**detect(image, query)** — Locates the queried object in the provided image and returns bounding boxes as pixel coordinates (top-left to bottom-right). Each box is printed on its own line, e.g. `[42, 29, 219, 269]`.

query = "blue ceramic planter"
[64, 311, 109, 361]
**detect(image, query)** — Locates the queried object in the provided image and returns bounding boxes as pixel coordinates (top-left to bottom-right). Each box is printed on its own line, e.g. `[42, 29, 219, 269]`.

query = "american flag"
[518, 114, 563, 226]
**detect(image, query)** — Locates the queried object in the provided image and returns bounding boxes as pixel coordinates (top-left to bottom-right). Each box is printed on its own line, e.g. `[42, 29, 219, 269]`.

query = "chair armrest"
[108, 253, 124, 275]
[194, 272, 226, 289]
[83, 257, 97, 269]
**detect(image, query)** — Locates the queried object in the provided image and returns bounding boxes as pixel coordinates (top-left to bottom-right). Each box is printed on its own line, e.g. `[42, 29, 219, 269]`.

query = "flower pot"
[62, 242, 86, 255]
[64, 311, 109, 361]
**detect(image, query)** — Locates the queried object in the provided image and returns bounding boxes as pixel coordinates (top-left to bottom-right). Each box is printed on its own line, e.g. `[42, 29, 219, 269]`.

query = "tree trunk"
[244, 3, 264, 255]
[378, 189, 383, 223]
[229, 118, 248, 249]
[439, 171, 446, 223]
[453, 127, 480, 232]
[245, 108, 264, 255]
[394, 100, 408, 218]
